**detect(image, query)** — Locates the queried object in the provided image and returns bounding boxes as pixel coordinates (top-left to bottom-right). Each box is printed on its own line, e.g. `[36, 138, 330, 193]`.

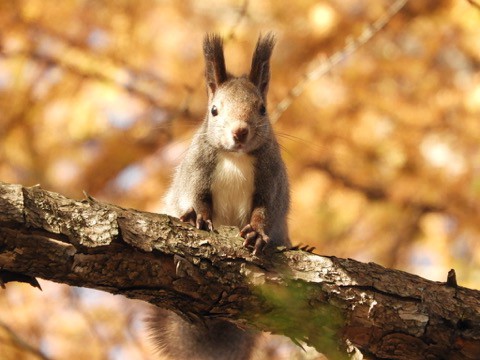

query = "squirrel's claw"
[240, 224, 269, 255]
[253, 236, 267, 256]
[180, 207, 214, 231]
[180, 207, 196, 227]
[196, 213, 214, 231]
[289, 243, 316, 253]
[239, 224, 253, 238]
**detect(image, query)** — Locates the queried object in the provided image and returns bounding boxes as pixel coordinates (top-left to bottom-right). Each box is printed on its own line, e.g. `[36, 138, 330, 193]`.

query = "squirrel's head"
[202, 33, 275, 154]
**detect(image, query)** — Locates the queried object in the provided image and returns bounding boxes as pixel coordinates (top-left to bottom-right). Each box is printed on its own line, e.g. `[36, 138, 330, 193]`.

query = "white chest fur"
[211, 152, 255, 228]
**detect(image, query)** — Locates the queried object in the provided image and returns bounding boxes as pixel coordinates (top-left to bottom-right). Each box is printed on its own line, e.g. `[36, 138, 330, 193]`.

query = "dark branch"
[271, 0, 407, 122]
[466, 0, 480, 10]
[1, 181, 480, 359]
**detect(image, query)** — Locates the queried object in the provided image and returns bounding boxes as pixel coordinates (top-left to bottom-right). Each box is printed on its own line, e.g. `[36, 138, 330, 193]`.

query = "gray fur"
[148, 310, 255, 360]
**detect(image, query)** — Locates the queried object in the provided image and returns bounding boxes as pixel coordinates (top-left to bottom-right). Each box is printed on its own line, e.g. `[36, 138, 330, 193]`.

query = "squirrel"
[148, 33, 290, 360]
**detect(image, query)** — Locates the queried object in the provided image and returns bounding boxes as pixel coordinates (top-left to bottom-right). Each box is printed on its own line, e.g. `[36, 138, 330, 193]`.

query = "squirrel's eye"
[211, 105, 218, 116]
[259, 104, 266, 116]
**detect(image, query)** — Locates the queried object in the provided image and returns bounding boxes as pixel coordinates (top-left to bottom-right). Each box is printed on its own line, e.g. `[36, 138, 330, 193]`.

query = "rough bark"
[0, 181, 479, 360]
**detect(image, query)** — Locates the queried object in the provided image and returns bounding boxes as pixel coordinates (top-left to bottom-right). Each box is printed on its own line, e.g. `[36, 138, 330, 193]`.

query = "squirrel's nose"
[232, 127, 249, 144]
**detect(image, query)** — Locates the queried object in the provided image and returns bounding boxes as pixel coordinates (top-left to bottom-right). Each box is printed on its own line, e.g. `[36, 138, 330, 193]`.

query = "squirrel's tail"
[148, 308, 256, 360]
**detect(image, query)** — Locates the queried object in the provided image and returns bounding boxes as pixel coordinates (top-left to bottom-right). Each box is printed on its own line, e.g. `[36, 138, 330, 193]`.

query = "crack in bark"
[340, 284, 422, 303]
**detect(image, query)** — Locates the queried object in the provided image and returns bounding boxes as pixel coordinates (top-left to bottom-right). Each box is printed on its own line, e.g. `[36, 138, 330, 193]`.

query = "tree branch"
[0, 181, 479, 359]
[271, 0, 407, 123]
[466, 0, 480, 11]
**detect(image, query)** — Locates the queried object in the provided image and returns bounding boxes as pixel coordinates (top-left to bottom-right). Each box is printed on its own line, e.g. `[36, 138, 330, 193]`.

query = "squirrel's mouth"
[223, 142, 249, 154]
[229, 145, 247, 153]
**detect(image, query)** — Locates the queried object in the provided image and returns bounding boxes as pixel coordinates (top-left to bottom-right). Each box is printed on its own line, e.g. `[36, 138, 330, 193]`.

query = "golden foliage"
[1, 0, 480, 358]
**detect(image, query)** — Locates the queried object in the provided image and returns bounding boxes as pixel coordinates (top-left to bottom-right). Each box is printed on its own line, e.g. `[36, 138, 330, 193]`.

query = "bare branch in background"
[0, 49, 170, 110]
[0, 320, 52, 360]
[224, 0, 250, 40]
[271, 0, 408, 122]
[13, 12, 170, 88]
[466, 0, 480, 10]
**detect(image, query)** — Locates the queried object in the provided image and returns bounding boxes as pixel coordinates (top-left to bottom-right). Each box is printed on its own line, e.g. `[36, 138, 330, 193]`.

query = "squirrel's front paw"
[240, 224, 269, 256]
[180, 207, 214, 231]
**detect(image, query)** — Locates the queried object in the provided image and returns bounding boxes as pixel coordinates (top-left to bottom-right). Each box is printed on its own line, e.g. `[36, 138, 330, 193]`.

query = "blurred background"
[1, 0, 479, 359]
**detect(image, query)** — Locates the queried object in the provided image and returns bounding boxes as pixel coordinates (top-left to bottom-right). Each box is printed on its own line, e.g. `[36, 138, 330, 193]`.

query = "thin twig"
[224, 0, 250, 41]
[0, 48, 171, 110]
[466, 0, 480, 10]
[0, 320, 52, 360]
[16, 14, 169, 88]
[271, 0, 408, 123]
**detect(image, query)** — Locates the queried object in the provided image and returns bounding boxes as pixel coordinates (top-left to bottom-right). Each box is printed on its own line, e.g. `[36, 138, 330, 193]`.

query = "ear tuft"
[249, 32, 276, 99]
[203, 33, 228, 95]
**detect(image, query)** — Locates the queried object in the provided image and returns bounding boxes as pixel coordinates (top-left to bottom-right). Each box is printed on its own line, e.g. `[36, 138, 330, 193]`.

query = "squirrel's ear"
[203, 33, 228, 96]
[249, 32, 276, 100]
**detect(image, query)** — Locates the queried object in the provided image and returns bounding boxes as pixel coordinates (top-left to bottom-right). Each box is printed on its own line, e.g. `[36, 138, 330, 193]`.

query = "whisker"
[276, 132, 327, 153]
[253, 132, 294, 158]
[254, 123, 270, 129]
